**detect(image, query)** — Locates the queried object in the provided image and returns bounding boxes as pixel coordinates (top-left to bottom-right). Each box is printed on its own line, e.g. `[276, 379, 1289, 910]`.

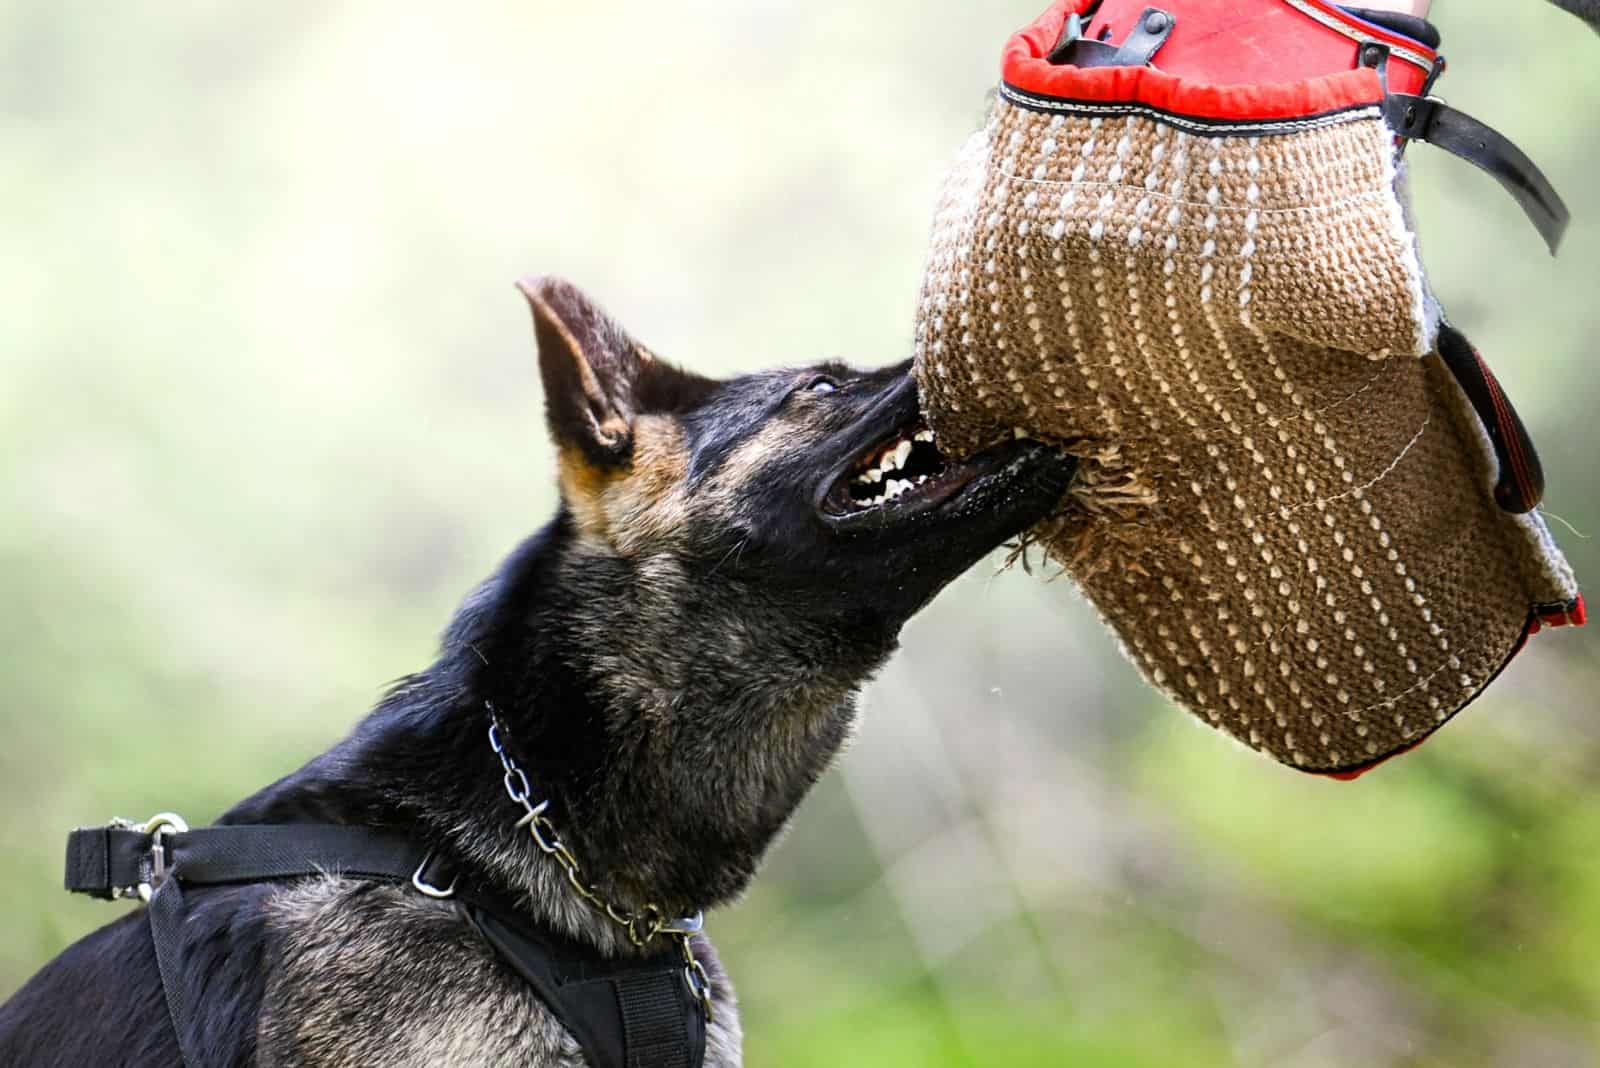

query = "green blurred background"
[3, 2, 1598, 1065]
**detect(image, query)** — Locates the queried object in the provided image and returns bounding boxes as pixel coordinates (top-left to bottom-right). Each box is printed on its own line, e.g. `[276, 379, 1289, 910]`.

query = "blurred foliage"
[3, 2, 1598, 1065]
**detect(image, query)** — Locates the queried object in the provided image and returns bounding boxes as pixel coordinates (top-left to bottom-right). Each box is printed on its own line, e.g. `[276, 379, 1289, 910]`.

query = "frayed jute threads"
[1003, 443, 1160, 579]
[915, 95, 1580, 774]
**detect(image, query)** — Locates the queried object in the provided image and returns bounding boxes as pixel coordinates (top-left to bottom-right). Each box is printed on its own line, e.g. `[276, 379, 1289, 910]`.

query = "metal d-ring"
[659, 910, 705, 936]
[135, 812, 189, 903]
[411, 850, 459, 899]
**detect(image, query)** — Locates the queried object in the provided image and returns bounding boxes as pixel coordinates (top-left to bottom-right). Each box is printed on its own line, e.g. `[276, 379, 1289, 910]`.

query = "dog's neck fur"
[226, 512, 898, 957]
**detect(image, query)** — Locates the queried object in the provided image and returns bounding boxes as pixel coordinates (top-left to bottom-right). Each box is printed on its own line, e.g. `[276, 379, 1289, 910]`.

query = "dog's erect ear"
[518, 276, 649, 466]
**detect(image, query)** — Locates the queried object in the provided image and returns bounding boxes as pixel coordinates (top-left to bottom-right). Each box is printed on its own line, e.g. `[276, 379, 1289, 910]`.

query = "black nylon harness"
[64, 822, 707, 1068]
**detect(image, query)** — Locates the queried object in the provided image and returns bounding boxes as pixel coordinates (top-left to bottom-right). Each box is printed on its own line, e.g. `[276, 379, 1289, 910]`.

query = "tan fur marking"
[559, 416, 692, 556]
[557, 447, 616, 539]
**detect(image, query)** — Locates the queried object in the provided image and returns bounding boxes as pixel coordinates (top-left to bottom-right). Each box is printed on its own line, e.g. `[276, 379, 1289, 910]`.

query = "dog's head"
[459, 276, 1080, 912]
[522, 276, 1077, 634]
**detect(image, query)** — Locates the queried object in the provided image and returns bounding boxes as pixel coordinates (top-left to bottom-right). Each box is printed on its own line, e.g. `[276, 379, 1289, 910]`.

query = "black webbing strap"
[147, 878, 199, 1067]
[65, 825, 154, 899]
[472, 906, 705, 1068]
[1381, 93, 1570, 255]
[618, 971, 697, 1068]
[64, 823, 706, 1068]
[65, 824, 428, 899]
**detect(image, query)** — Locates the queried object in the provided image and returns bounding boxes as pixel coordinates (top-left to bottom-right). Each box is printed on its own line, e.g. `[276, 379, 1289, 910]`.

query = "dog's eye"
[803, 375, 839, 394]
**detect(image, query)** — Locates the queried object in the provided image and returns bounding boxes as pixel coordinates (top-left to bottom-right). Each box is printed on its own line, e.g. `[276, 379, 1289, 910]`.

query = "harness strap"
[64, 823, 707, 1068]
[147, 879, 200, 1068]
[618, 971, 698, 1068]
[472, 906, 704, 1068]
[66, 824, 427, 896]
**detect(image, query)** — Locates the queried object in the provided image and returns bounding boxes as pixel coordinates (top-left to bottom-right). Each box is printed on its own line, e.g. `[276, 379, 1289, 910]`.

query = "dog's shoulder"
[258, 875, 585, 1066]
[258, 875, 745, 1067]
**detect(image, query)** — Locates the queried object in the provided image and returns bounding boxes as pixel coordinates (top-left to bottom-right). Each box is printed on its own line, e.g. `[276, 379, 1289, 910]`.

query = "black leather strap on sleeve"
[1436, 322, 1546, 514]
[1382, 93, 1569, 255]
[1048, 6, 1175, 67]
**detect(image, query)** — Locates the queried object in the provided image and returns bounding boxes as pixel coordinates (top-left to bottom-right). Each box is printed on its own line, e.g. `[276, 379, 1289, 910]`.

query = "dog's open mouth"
[819, 418, 982, 523]
[840, 421, 947, 506]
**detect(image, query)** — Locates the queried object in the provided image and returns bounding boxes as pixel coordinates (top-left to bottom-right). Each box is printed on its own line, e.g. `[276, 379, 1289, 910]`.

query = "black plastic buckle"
[64, 813, 188, 902]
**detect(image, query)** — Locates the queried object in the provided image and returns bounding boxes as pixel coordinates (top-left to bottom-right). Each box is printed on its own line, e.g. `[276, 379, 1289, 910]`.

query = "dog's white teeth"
[854, 427, 939, 498]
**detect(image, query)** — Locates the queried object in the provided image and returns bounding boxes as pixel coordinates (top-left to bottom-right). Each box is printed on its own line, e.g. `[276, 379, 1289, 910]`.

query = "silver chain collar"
[485, 703, 714, 1021]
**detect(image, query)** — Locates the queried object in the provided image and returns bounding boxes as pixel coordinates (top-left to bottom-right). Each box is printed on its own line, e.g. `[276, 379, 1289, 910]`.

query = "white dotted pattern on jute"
[912, 97, 1580, 772]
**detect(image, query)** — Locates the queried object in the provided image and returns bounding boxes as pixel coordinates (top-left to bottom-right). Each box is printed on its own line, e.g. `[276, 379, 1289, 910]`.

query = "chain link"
[487, 704, 714, 1022]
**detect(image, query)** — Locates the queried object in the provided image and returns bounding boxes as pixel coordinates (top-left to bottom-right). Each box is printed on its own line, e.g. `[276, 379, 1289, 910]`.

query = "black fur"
[1546, 0, 1600, 33]
[0, 277, 1076, 1066]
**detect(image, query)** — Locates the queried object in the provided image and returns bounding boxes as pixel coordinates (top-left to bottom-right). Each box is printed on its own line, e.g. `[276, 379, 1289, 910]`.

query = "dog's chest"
[256, 879, 741, 1067]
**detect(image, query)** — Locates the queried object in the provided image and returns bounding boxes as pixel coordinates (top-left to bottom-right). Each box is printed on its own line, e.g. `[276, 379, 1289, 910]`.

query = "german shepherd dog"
[0, 278, 1076, 1066]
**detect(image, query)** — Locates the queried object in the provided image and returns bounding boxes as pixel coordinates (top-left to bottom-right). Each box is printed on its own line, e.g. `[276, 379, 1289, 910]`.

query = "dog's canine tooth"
[850, 422, 942, 506]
